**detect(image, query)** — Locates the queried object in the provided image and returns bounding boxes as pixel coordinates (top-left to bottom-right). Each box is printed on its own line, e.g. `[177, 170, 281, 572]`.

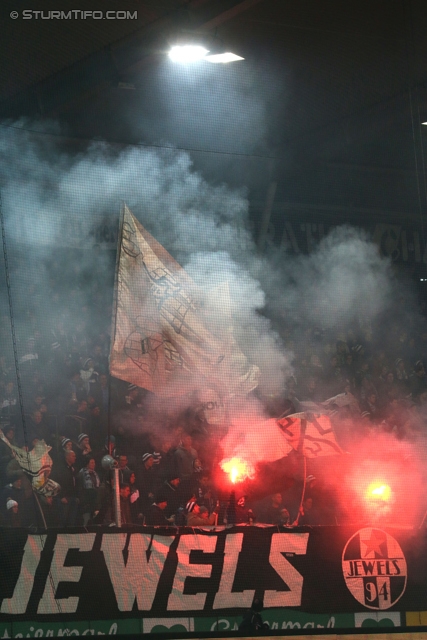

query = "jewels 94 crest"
[342, 527, 407, 610]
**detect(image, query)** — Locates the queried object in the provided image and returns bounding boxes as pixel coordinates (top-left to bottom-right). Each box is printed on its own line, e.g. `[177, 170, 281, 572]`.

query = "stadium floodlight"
[168, 45, 209, 63]
[204, 52, 244, 63]
[167, 31, 243, 64]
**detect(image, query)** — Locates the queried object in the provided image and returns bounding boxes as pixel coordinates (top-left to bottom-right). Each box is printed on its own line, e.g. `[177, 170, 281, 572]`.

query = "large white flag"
[220, 412, 343, 465]
[109, 204, 258, 401]
[220, 416, 294, 463]
[277, 412, 344, 458]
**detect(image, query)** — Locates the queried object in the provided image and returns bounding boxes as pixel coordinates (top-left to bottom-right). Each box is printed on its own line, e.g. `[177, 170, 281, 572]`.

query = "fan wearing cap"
[141, 452, 155, 467]
[117, 455, 133, 485]
[122, 384, 141, 413]
[145, 491, 172, 526]
[119, 484, 132, 525]
[7, 499, 18, 512]
[150, 438, 177, 485]
[76, 433, 93, 470]
[137, 453, 157, 512]
[194, 471, 217, 513]
[0, 471, 25, 521]
[5, 499, 20, 527]
[235, 495, 254, 524]
[61, 437, 74, 453]
[77, 458, 101, 525]
[186, 500, 218, 527]
[51, 449, 79, 527]
[161, 474, 184, 518]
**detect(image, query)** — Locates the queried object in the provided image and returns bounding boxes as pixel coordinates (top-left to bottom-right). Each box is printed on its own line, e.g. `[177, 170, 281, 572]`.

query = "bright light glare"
[205, 52, 245, 63]
[366, 482, 392, 503]
[168, 45, 209, 63]
[422, 122, 427, 125]
[220, 457, 254, 484]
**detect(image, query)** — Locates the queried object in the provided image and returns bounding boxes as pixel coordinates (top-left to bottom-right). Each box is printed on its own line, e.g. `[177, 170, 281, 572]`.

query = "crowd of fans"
[0, 250, 427, 528]
[277, 325, 427, 444]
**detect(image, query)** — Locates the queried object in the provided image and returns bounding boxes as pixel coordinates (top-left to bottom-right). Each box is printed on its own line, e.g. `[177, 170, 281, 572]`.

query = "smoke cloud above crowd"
[0, 122, 422, 392]
[0, 114, 424, 525]
[0, 121, 420, 393]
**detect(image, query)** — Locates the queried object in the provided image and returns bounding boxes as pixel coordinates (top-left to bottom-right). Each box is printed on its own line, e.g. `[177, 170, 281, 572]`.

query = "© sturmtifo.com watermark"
[10, 10, 138, 19]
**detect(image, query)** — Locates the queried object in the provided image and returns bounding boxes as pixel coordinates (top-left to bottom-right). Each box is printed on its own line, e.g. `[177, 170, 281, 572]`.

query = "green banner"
[194, 611, 354, 632]
[0, 619, 138, 637]
[0, 610, 403, 637]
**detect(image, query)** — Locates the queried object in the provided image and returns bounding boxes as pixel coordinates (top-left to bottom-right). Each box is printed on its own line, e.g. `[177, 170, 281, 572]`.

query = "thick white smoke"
[185, 251, 290, 395]
[0, 121, 422, 484]
[271, 225, 395, 330]
[0, 123, 418, 387]
[0, 123, 290, 399]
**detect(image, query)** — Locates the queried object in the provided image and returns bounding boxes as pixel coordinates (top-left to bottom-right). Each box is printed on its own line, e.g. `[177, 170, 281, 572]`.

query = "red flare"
[366, 482, 392, 503]
[220, 457, 255, 484]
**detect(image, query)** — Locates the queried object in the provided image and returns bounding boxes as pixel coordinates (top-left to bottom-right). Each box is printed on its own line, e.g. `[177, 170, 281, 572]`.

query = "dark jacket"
[120, 495, 132, 525]
[145, 503, 169, 526]
[162, 481, 185, 517]
[51, 459, 77, 499]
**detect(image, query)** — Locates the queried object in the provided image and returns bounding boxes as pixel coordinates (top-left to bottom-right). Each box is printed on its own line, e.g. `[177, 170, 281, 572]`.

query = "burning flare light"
[366, 482, 392, 503]
[220, 457, 255, 484]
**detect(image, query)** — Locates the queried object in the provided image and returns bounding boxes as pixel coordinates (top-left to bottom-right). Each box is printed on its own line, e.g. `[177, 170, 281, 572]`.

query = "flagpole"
[33, 489, 48, 529]
[294, 455, 307, 526]
[108, 202, 126, 437]
[106, 203, 125, 522]
[110, 202, 125, 370]
[293, 412, 308, 526]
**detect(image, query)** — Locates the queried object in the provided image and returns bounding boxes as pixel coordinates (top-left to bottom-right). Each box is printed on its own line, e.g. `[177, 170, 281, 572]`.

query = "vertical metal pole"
[294, 456, 307, 525]
[113, 467, 121, 527]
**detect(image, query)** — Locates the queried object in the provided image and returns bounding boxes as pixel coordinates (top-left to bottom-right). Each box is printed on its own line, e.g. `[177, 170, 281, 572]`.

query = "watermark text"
[10, 10, 138, 20]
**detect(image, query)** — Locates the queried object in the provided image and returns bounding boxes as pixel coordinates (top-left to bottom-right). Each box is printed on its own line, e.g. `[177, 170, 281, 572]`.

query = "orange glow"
[366, 482, 392, 502]
[220, 457, 254, 484]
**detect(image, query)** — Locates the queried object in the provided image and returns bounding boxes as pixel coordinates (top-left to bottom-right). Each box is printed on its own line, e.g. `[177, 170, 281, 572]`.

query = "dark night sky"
[2, 0, 427, 232]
